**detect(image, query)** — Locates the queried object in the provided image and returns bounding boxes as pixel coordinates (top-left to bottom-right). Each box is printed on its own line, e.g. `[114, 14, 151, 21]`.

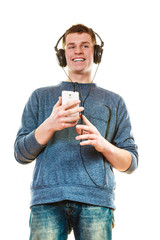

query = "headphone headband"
[54, 34, 65, 52]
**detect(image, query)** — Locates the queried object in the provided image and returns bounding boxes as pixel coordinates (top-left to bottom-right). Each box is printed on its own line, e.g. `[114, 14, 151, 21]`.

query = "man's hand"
[75, 115, 106, 152]
[35, 97, 84, 145]
[49, 97, 84, 132]
[75, 115, 132, 172]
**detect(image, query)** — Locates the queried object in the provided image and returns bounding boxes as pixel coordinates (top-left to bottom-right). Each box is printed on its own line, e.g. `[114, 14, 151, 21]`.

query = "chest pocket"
[84, 103, 111, 139]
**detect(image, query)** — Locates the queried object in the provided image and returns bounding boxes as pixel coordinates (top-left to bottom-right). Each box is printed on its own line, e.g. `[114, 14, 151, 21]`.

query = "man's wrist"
[35, 118, 56, 145]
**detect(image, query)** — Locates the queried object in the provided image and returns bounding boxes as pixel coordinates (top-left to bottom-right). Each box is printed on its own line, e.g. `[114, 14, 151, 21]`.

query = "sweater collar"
[61, 81, 96, 88]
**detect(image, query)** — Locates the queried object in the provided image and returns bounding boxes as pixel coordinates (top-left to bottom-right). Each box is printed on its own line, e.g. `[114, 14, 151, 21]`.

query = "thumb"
[53, 97, 62, 110]
[58, 96, 62, 105]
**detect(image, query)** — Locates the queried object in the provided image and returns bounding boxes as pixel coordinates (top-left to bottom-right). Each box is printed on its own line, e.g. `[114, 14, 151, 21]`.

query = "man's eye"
[82, 45, 89, 48]
[68, 46, 75, 49]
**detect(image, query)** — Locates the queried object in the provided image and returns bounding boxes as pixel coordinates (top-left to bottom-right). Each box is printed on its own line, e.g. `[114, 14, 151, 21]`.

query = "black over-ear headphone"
[54, 30, 104, 67]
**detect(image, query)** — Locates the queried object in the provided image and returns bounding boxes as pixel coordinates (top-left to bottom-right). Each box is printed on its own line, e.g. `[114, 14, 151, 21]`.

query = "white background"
[0, 0, 160, 239]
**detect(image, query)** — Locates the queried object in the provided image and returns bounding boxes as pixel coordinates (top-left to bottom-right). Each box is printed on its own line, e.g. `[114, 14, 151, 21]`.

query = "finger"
[62, 100, 81, 111]
[76, 124, 90, 132]
[80, 140, 97, 146]
[53, 97, 62, 109]
[76, 127, 89, 135]
[76, 124, 95, 134]
[75, 127, 82, 135]
[64, 106, 84, 117]
[60, 114, 81, 123]
[58, 96, 62, 105]
[76, 134, 97, 141]
[81, 115, 93, 127]
[61, 121, 78, 128]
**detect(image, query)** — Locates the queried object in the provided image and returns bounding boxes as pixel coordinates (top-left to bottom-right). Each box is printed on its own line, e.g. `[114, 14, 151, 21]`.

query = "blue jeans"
[29, 201, 114, 240]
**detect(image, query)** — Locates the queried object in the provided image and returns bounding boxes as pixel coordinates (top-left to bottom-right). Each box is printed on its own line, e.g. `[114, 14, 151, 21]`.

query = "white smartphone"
[62, 91, 79, 116]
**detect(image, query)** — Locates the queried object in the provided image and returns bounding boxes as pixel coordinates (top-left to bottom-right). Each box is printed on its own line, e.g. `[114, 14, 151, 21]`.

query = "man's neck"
[66, 71, 92, 83]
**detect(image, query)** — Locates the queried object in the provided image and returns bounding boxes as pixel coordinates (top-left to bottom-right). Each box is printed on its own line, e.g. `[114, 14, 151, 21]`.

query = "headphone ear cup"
[94, 45, 103, 64]
[56, 49, 67, 67]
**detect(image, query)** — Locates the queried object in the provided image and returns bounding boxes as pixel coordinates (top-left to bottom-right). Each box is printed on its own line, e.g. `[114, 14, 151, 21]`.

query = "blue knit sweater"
[14, 81, 138, 209]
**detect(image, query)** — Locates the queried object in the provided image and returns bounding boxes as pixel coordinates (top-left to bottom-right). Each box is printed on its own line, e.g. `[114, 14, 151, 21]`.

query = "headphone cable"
[62, 65, 107, 188]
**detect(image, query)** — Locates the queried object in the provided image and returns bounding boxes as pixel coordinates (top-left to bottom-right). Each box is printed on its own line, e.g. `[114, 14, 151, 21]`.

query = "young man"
[14, 24, 138, 240]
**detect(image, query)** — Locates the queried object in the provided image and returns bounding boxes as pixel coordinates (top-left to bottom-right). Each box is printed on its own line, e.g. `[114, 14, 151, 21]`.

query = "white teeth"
[73, 59, 85, 62]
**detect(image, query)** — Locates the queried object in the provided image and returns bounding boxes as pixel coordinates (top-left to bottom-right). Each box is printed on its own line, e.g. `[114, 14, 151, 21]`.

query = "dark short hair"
[62, 24, 97, 48]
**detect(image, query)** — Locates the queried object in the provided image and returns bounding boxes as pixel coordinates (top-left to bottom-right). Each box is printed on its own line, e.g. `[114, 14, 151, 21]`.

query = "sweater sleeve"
[14, 90, 46, 164]
[113, 97, 138, 174]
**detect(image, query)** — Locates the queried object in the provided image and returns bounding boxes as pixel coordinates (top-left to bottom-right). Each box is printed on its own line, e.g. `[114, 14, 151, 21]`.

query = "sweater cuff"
[24, 130, 46, 159]
[124, 152, 138, 174]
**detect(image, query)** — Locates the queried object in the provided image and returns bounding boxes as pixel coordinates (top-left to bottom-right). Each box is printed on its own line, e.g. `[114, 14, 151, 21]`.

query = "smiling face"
[64, 33, 94, 80]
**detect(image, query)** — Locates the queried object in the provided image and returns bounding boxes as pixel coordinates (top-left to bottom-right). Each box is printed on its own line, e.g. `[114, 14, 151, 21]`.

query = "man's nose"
[75, 46, 83, 54]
